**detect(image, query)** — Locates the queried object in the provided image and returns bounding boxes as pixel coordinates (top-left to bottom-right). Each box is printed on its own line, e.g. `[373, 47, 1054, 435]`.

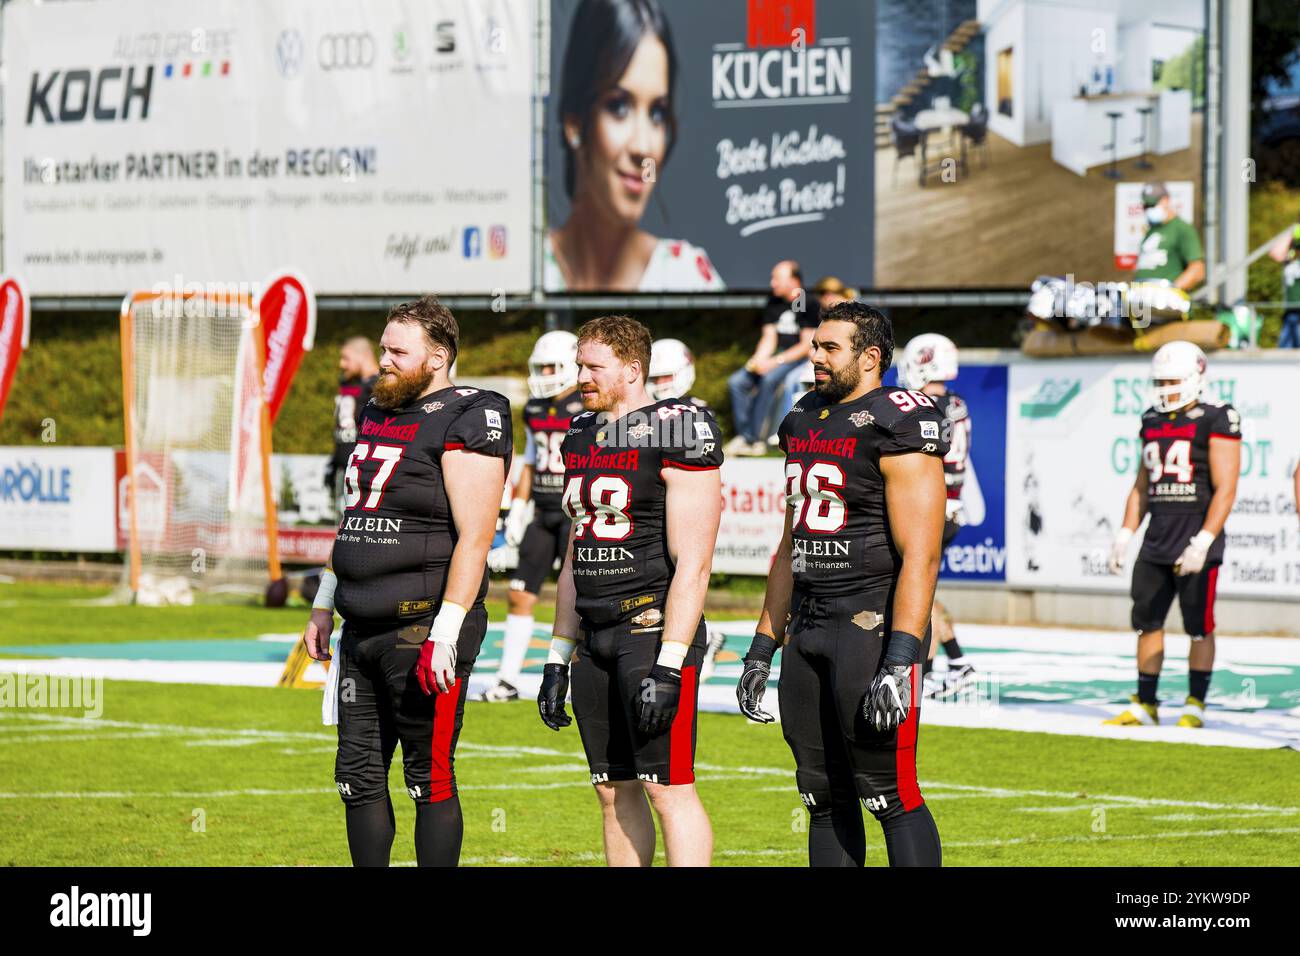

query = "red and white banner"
[257, 270, 316, 423]
[0, 276, 31, 422]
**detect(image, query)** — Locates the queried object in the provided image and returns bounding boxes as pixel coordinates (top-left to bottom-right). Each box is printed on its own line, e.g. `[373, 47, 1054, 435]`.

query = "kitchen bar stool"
[1103, 110, 1123, 179]
[1134, 105, 1154, 170]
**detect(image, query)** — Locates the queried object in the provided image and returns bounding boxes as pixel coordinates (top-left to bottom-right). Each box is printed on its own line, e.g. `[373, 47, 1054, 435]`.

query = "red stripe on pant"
[894, 662, 924, 811]
[668, 665, 698, 785]
[428, 682, 460, 802]
[1203, 566, 1218, 636]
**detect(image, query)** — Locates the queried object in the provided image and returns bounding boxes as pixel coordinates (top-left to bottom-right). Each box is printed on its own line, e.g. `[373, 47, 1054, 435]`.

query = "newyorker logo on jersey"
[360, 416, 420, 442]
[712, 0, 851, 106]
[785, 428, 857, 458]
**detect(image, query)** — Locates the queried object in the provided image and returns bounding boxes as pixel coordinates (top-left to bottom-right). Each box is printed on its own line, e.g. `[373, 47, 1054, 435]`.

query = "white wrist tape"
[656, 641, 688, 670]
[547, 637, 577, 666]
[1191, 530, 1216, 550]
[431, 601, 467, 645]
[312, 570, 338, 611]
[1115, 527, 1133, 549]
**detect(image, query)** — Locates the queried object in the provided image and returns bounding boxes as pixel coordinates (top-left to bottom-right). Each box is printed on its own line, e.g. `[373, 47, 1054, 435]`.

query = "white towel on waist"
[321, 634, 343, 726]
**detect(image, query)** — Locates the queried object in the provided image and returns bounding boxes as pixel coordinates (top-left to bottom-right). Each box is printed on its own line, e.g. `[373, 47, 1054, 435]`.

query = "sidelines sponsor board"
[1005, 357, 1300, 599]
[4, 0, 532, 295]
[0, 447, 119, 552]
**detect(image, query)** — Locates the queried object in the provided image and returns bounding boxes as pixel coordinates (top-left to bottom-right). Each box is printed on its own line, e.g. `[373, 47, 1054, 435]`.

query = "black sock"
[415, 797, 464, 867]
[1137, 672, 1160, 706]
[808, 804, 866, 867]
[1188, 669, 1211, 703]
[880, 804, 942, 867]
[345, 798, 395, 867]
[942, 637, 964, 660]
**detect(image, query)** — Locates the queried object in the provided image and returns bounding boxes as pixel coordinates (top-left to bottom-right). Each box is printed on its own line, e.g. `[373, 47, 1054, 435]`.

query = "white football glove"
[1109, 526, 1134, 575]
[1174, 530, 1216, 577]
[504, 498, 534, 548]
[945, 498, 965, 525]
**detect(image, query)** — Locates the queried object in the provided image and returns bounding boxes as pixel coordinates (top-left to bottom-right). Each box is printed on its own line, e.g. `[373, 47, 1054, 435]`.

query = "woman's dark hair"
[558, 0, 679, 198]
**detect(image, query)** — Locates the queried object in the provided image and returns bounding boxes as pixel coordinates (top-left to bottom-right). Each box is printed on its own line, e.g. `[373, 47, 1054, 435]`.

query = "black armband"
[744, 633, 779, 665]
[882, 629, 923, 668]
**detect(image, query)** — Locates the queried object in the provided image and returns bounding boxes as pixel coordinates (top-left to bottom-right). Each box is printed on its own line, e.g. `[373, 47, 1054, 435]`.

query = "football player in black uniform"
[325, 337, 379, 512]
[899, 334, 977, 698]
[737, 302, 947, 867]
[301, 296, 512, 867]
[537, 315, 723, 866]
[479, 331, 583, 702]
[648, 338, 727, 681]
[1106, 342, 1240, 729]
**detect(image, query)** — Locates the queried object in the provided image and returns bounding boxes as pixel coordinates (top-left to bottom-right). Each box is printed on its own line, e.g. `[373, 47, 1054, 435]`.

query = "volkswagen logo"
[318, 32, 375, 70]
[274, 29, 304, 77]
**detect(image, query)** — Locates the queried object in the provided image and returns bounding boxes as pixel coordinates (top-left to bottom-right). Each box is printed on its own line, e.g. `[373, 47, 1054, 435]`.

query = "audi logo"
[318, 32, 374, 70]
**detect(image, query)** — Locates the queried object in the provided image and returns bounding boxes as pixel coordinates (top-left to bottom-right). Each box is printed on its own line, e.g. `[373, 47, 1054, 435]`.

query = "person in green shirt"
[1266, 219, 1300, 348]
[1133, 182, 1205, 291]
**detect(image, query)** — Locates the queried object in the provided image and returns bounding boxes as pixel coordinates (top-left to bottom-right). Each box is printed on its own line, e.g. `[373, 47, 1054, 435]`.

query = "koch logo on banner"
[26, 66, 154, 124]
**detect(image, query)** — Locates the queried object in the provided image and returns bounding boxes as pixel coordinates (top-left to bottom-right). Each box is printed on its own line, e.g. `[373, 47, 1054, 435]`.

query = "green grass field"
[2, 583, 1298, 866]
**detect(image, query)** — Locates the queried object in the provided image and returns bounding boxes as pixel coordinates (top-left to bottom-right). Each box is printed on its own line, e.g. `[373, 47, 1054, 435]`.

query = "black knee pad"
[334, 774, 389, 807]
[796, 769, 858, 815]
[854, 772, 907, 821]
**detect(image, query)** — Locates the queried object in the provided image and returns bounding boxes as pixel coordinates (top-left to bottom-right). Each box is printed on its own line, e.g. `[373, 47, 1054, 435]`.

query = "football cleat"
[922, 669, 945, 699]
[1103, 694, 1159, 726]
[1177, 695, 1205, 728]
[476, 679, 519, 703]
[941, 662, 976, 696]
[700, 628, 727, 683]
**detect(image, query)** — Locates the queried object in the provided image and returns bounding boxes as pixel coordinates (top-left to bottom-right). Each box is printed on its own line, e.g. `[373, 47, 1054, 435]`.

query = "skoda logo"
[318, 32, 375, 70]
[274, 29, 304, 77]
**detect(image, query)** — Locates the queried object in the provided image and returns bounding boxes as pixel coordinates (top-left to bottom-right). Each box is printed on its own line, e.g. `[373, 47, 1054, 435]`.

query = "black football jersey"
[559, 397, 724, 626]
[778, 385, 949, 597]
[333, 385, 513, 623]
[932, 390, 970, 501]
[523, 388, 586, 511]
[1138, 401, 1240, 564]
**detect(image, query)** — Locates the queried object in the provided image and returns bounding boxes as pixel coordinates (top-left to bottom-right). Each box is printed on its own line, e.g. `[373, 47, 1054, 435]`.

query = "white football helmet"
[647, 338, 696, 400]
[899, 333, 959, 390]
[1150, 340, 1207, 413]
[797, 361, 816, 396]
[527, 330, 578, 399]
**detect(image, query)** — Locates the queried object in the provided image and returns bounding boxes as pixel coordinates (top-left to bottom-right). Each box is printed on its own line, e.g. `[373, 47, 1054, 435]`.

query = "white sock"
[497, 614, 534, 685]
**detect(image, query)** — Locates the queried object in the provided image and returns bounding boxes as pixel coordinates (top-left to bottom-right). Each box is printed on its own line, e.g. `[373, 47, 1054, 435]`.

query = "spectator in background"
[775, 276, 856, 429]
[326, 337, 380, 511]
[1267, 218, 1300, 348]
[726, 259, 819, 456]
[1134, 182, 1205, 293]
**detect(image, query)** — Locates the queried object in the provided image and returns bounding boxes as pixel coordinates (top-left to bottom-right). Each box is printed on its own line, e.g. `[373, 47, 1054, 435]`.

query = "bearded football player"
[480, 330, 584, 702]
[301, 296, 512, 867]
[1106, 342, 1240, 729]
[537, 315, 723, 867]
[898, 334, 977, 698]
[737, 302, 947, 867]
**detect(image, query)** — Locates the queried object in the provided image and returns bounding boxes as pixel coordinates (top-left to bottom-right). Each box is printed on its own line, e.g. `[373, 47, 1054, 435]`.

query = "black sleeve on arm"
[445, 394, 514, 471]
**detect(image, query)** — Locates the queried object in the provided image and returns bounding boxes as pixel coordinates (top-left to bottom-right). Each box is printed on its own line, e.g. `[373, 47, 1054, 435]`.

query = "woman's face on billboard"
[580, 34, 670, 225]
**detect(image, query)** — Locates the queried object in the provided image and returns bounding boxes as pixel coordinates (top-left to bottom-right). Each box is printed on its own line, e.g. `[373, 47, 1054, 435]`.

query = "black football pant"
[779, 589, 941, 867]
[333, 607, 487, 866]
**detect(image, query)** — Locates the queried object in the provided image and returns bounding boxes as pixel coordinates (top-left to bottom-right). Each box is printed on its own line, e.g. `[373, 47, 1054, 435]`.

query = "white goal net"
[118, 289, 281, 605]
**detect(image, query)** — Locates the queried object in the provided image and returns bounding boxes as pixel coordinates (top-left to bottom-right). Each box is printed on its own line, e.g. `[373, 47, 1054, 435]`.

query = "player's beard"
[814, 360, 861, 404]
[372, 363, 435, 410]
[581, 379, 624, 414]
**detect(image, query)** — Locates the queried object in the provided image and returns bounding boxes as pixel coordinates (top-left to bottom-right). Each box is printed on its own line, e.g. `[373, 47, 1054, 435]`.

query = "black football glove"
[537, 663, 572, 731]
[866, 664, 913, 732]
[636, 664, 682, 737]
[736, 633, 778, 724]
